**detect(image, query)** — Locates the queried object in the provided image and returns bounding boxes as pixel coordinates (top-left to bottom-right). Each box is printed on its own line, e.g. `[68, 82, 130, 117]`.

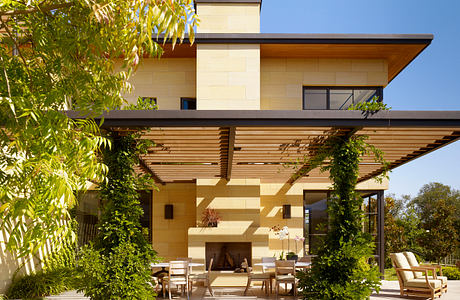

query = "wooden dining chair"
[189, 258, 214, 296]
[275, 260, 297, 299]
[261, 257, 276, 293]
[243, 258, 271, 296]
[162, 261, 190, 300]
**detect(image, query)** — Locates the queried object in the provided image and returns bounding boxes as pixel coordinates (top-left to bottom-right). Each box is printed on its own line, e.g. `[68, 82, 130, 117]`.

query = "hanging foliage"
[296, 133, 388, 299]
[0, 0, 197, 258]
[77, 133, 157, 299]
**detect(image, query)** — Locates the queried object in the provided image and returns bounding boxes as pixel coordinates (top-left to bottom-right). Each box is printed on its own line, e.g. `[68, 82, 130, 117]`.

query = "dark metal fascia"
[156, 33, 433, 45]
[65, 110, 460, 128]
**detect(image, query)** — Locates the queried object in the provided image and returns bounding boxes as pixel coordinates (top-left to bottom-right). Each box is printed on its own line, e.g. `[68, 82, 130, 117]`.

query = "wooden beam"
[138, 156, 165, 185]
[226, 127, 236, 180]
[219, 127, 235, 180]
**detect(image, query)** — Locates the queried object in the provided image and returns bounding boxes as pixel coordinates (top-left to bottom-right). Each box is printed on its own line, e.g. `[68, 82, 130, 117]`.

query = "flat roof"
[68, 110, 460, 184]
[159, 33, 432, 83]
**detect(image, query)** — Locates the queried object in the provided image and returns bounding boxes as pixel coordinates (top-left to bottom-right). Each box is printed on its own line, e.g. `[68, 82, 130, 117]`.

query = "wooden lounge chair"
[243, 258, 271, 295]
[274, 260, 297, 299]
[189, 257, 214, 296]
[403, 251, 448, 293]
[390, 253, 443, 299]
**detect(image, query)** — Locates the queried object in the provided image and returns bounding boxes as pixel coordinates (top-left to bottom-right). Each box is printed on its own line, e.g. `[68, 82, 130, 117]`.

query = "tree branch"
[0, 56, 12, 98]
[0, 18, 32, 81]
[0, 2, 74, 16]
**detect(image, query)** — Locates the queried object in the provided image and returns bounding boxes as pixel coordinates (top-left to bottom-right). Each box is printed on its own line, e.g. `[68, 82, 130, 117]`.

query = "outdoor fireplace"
[205, 242, 251, 271]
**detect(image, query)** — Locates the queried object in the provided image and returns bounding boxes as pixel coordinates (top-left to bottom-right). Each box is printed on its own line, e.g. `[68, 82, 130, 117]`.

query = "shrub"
[442, 266, 460, 280]
[77, 243, 155, 300]
[6, 267, 78, 300]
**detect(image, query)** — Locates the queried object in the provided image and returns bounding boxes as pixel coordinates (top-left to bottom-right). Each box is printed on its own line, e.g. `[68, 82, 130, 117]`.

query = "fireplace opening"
[205, 242, 251, 271]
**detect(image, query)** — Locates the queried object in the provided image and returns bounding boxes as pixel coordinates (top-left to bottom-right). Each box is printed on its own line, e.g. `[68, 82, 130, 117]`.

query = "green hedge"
[443, 266, 460, 280]
[6, 267, 78, 300]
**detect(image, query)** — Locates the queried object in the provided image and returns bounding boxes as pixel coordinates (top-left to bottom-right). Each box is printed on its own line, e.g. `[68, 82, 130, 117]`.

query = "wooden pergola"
[68, 110, 460, 185]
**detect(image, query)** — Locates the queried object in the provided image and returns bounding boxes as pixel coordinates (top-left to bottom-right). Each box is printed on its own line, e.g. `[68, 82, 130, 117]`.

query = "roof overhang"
[159, 33, 432, 83]
[67, 110, 460, 185]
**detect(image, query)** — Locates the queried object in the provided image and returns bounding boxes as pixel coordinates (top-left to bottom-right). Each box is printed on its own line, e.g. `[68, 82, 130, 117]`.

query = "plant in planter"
[201, 208, 221, 227]
[271, 225, 290, 259]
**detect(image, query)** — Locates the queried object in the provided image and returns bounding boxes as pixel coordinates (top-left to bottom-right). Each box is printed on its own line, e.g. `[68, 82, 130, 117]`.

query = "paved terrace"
[46, 280, 460, 299]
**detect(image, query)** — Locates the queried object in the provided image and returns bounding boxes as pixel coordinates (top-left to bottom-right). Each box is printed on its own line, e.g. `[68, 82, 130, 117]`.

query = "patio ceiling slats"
[67, 110, 460, 184]
[129, 126, 460, 184]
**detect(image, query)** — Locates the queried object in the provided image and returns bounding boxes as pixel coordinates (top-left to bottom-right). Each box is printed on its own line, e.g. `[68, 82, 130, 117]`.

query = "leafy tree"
[411, 182, 460, 221]
[417, 199, 458, 263]
[0, 0, 197, 257]
[411, 183, 460, 260]
[384, 196, 407, 267]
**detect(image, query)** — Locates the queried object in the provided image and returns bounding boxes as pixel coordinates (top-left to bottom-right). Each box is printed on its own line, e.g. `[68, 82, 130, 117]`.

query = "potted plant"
[286, 251, 298, 261]
[201, 208, 221, 227]
[271, 225, 290, 259]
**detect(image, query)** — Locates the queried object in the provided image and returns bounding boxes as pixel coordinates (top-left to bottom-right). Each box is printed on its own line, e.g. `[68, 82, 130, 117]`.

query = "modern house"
[2, 0, 460, 291]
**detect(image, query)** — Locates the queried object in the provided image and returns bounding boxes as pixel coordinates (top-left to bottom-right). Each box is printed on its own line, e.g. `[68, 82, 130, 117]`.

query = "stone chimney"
[195, 0, 262, 110]
[195, 0, 261, 33]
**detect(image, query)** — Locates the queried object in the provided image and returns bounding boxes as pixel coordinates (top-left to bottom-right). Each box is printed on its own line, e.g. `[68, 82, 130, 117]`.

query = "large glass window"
[76, 190, 152, 245]
[362, 192, 378, 254]
[303, 191, 329, 255]
[303, 87, 382, 110]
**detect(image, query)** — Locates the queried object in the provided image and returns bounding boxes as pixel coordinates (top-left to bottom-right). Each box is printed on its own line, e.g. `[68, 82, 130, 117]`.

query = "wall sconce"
[165, 204, 173, 219]
[283, 204, 291, 219]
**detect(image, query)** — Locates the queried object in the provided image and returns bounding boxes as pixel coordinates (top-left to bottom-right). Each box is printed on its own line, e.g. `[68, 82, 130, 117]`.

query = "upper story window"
[181, 97, 196, 110]
[303, 87, 383, 110]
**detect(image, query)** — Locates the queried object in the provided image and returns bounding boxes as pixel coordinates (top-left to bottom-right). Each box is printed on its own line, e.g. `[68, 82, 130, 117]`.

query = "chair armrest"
[418, 264, 443, 276]
[395, 268, 418, 272]
[420, 264, 441, 270]
[411, 266, 436, 272]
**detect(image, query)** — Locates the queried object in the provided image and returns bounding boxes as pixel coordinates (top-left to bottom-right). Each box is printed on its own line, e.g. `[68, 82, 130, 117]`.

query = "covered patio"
[70, 109, 460, 276]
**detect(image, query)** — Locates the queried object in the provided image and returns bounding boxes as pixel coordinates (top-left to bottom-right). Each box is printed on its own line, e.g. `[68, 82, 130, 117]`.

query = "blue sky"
[260, 0, 460, 198]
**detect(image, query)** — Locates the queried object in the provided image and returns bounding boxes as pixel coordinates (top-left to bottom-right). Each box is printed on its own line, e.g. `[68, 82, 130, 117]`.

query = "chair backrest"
[298, 256, 311, 263]
[208, 257, 214, 274]
[390, 253, 414, 282]
[177, 257, 193, 262]
[243, 258, 252, 274]
[275, 260, 295, 276]
[403, 251, 422, 278]
[261, 256, 275, 272]
[169, 261, 189, 277]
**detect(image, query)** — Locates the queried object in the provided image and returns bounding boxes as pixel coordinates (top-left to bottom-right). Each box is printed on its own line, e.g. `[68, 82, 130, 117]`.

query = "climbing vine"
[77, 133, 158, 300]
[297, 134, 388, 299]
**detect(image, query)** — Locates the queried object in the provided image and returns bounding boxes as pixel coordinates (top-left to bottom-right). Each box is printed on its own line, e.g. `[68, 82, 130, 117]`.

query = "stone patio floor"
[47, 280, 460, 299]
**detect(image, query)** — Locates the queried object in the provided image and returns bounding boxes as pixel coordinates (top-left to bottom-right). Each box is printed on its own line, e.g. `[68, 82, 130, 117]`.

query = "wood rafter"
[358, 131, 460, 183]
[138, 156, 165, 185]
[219, 127, 235, 180]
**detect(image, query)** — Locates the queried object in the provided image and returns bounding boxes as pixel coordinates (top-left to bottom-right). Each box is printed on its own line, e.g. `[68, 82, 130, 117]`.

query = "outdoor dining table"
[150, 262, 204, 277]
[254, 261, 311, 268]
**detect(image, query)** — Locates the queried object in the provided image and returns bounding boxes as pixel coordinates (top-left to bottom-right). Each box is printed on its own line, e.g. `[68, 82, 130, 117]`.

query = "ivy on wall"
[77, 133, 158, 300]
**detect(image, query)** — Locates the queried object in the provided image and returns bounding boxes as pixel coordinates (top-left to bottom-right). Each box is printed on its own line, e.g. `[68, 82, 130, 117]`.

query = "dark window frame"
[302, 86, 383, 110]
[181, 97, 197, 110]
[302, 189, 385, 275]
